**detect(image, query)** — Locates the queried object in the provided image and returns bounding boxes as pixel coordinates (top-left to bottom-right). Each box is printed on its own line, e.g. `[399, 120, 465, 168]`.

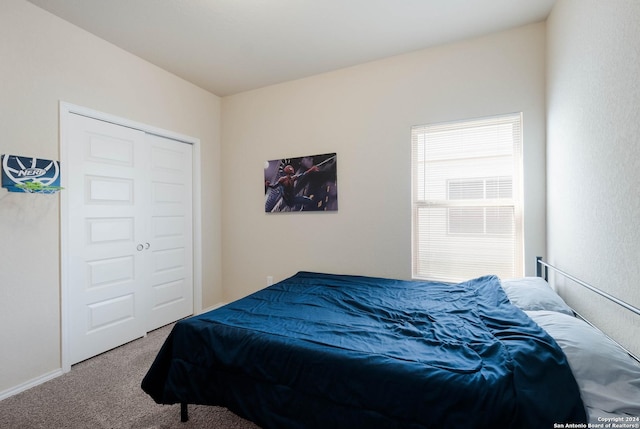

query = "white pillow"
[526, 310, 640, 419]
[501, 277, 574, 315]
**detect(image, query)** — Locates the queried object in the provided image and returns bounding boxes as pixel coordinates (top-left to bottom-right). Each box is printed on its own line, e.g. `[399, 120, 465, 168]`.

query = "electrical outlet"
[267, 276, 273, 286]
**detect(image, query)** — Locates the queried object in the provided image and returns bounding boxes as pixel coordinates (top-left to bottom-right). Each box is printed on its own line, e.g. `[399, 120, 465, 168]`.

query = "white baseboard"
[198, 302, 227, 314]
[0, 368, 63, 401]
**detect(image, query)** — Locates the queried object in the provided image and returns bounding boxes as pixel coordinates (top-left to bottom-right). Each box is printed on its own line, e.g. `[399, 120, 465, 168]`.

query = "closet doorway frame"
[59, 101, 203, 372]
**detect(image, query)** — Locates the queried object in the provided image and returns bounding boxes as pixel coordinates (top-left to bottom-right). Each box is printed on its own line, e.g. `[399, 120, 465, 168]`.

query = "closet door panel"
[146, 134, 194, 331]
[67, 114, 148, 365]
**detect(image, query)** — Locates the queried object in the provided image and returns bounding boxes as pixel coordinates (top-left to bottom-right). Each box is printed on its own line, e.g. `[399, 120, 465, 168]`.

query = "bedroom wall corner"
[546, 0, 640, 357]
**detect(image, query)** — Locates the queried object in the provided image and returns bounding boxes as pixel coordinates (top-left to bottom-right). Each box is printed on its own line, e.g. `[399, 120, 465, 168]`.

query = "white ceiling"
[26, 0, 556, 97]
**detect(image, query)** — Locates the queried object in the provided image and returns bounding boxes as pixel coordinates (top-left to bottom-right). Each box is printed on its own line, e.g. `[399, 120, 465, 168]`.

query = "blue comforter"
[142, 272, 586, 428]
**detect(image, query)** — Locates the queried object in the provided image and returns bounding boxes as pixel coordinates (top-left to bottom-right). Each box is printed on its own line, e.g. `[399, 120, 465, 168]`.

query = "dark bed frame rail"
[536, 257, 640, 317]
[181, 403, 188, 422]
[536, 256, 640, 363]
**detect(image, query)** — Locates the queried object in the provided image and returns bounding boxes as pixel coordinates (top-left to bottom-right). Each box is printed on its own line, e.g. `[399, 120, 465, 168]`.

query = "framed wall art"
[264, 152, 337, 213]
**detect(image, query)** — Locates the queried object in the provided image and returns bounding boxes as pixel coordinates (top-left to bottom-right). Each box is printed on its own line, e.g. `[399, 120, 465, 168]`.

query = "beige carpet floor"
[0, 323, 261, 429]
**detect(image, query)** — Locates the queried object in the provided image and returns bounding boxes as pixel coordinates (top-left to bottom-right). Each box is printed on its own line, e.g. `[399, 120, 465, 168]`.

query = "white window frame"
[411, 113, 524, 282]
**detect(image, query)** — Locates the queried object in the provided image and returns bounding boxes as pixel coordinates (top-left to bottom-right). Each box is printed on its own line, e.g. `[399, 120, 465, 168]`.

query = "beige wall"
[221, 23, 548, 301]
[546, 0, 640, 356]
[0, 0, 222, 394]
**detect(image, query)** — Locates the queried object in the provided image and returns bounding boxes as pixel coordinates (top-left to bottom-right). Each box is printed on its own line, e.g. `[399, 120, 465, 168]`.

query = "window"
[411, 113, 523, 282]
[447, 177, 512, 235]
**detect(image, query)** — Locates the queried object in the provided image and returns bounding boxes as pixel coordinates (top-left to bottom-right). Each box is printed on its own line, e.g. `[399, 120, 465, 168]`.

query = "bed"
[141, 263, 640, 428]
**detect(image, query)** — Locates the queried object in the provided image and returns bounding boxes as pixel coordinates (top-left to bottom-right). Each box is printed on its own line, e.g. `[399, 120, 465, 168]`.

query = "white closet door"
[66, 114, 195, 365]
[146, 134, 193, 331]
[67, 113, 148, 365]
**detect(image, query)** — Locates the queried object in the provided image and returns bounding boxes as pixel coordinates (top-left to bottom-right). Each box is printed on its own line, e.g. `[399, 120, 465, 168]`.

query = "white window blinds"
[411, 113, 524, 282]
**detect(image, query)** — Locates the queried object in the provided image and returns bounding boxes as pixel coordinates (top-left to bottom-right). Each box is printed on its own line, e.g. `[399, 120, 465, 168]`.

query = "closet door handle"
[137, 244, 144, 251]
[145, 242, 150, 250]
